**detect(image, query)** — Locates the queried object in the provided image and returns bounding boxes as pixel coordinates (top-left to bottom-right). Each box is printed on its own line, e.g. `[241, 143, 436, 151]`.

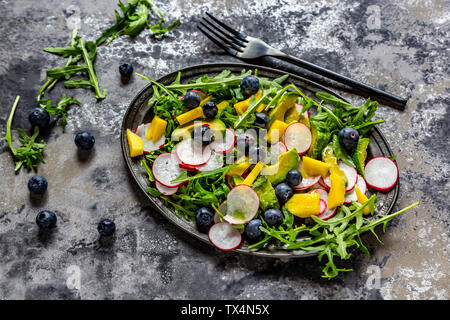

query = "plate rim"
[120, 62, 399, 258]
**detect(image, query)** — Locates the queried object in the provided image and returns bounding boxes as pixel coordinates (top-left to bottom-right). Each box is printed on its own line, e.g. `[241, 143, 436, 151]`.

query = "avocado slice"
[352, 137, 371, 177]
[268, 92, 299, 128]
[261, 148, 299, 185]
[307, 121, 331, 159]
[171, 118, 226, 141]
[252, 175, 279, 210]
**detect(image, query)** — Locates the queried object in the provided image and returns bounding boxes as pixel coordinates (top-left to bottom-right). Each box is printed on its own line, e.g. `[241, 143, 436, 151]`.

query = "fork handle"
[274, 52, 408, 110]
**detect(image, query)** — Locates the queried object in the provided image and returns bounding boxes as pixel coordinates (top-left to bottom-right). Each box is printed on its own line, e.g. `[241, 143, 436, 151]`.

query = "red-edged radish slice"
[317, 206, 337, 221]
[223, 185, 259, 225]
[267, 141, 288, 165]
[214, 201, 228, 224]
[283, 122, 312, 155]
[208, 222, 242, 251]
[344, 174, 368, 204]
[308, 188, 329, 203]
[152, 153, 185, 188]
[318, 199, 327, 215]
[323, 161, 358, 192]
[364, 157, 399, 191]
[155, 181, 178, 196]
[309, 188, 336, 220]
[197, 151, 224, 172]
[210, 128, 236, 154]
[176, 139, 211, 167]
[135, 123, 165, 153]
[318, 177, 329, 190]
[293, 160, 320, 191]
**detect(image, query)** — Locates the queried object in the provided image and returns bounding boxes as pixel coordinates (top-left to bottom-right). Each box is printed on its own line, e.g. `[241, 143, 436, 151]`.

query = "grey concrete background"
[0, 0, 448, 300]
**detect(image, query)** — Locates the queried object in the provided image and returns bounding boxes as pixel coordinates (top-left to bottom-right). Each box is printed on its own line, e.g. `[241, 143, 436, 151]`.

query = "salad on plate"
[124, 68, 418, 279]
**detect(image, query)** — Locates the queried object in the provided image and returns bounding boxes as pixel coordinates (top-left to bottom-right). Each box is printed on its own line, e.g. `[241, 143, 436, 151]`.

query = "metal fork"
[198, 12, 407, 110]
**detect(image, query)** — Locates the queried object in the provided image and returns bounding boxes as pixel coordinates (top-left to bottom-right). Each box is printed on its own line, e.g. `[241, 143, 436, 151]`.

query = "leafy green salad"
[125, 68, 418, 279]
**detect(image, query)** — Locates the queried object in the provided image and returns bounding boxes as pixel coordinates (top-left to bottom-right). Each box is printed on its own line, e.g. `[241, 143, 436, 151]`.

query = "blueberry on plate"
[195, 207, 214, 233]
[183, 90, 201, 108]
[119, 62, 133, 79]
[274, 183, 293, 205]
[28, 175, 48, 195]
[29, 107, 50, 130]
[97, 218, 116, 237]
[192, 125, 215, 146]
[338, 127, 360, 150]
[36, 210, 57, 229]
[240, 75, 260, 97]
[248, 145, 267, 163]
[253, 112, 270, 128]
[244, 218, 263, 241]
[236, 132, 256, 156]
[286, 169, 302, 187]
[202, 101, 218, 119]
[74, 131, 95, 150]
[263, 208, 284, 227]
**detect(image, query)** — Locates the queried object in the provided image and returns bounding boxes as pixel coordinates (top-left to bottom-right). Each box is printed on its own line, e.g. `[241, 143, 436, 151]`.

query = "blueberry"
[97, 218, 116, 237]
[253, 112, 270, 128]
[74, 131, 95, 150]
[263, 209, 284, 227]
[248, 145, 267, 164]
[28, 175, 48, 195]
[192, 125, 214, 146]
[286, 169, 302, 187]
[36, 210, 57, 229]
[183, 90, 201, 108]
[28, 107, 50, 130]
[338, 127, 360, 150]
[236, 132, 256, 156]
[274, 183, 293, 205]
[195, 207, 214, 233]
[244, 219, 263, 241]
[202, 101, 218, 119]
[240, 75, 260, 97]
[119, 62, 133, 79]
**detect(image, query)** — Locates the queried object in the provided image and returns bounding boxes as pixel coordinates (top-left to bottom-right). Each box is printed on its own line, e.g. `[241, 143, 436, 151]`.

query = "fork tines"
[198, 12, 247, 56]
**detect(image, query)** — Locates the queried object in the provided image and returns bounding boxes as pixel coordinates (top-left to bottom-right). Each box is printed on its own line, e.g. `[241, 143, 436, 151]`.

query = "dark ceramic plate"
[120, 63, 399, 258]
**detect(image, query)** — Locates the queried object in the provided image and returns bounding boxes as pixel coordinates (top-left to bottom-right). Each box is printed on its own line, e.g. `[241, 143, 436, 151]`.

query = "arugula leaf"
[41, 95, 81, 127]
[331, 134, 355, 167]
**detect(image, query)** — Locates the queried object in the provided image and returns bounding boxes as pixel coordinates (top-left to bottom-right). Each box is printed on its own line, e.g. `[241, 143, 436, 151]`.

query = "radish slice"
[318, 177, 329, 189]
[155, 181, 178, 196]
[176, 139, 211, 167]
[210, 128, 236, 154]
[178, 163, 198, 172]
[323, 161, 358, 192]
[316, 206, 337, 221]
[364, 157, 399, 191]
[197, 151, 224, 172]
[344, 174, 368, 204]
[135, 123, 165, 153]
[293, 160, 321, 191]
[223, 185, 259, 225]
[267, 141, 288, 165]
[283, 122, 312, 155]
[309, 188, 336, 220]
[309, 188, 329, 203]
[318, 199, 327, 215]
[208, 222, 242, 251]
[152, 153, 185, 188]
[214, 201, 227, 223]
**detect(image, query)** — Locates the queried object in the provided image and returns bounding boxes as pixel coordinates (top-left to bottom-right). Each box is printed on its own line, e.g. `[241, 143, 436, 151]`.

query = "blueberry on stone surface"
[74, 131, 95, 150]
[36, 210, 57, 229]
[263, 208, 284, 227]
[338, 127, 360, 150]
[28, 175, 48, 195]
[274, 183, 293, 205]
[97, 218, 116, 237]
[195, 207, 214, 233]
[202, 101, 218, 119]
[119, 62, 133, 79]
[240, 75, 260, 97]
[183, 90, 201, 108]
[28, 107, 50, 130]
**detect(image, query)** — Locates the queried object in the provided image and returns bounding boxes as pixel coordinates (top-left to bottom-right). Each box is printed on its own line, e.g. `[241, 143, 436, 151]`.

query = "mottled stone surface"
[0, 0, 448, 300]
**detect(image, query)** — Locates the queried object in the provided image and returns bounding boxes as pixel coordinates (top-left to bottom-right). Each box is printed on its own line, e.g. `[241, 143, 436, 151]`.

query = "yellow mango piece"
[301, 156, 331, 178]
[146, 115, 167, 142]
[328, 172, 346, 209]
[256, 103, 266, 113]
[284, 193, 321, 218]
[126, 129, 143, 157]
[176, 107, 204, 126]
[355, 185, 371, 215]
[266, 120, 289, 144]
[227, 157, 251, 176]
[199, 96, 212, 107]
[234, 90, 262, 115]
[242, 162, 264, 186]
[217, 100, 229, 111]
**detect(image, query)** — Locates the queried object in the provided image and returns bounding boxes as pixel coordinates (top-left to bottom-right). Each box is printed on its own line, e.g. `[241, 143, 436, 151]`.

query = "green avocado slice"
[261, 148, 299, 185]
[252, 175, 279, 211]
[268, 92, 299, 128]
[307, 121, 331, 159]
